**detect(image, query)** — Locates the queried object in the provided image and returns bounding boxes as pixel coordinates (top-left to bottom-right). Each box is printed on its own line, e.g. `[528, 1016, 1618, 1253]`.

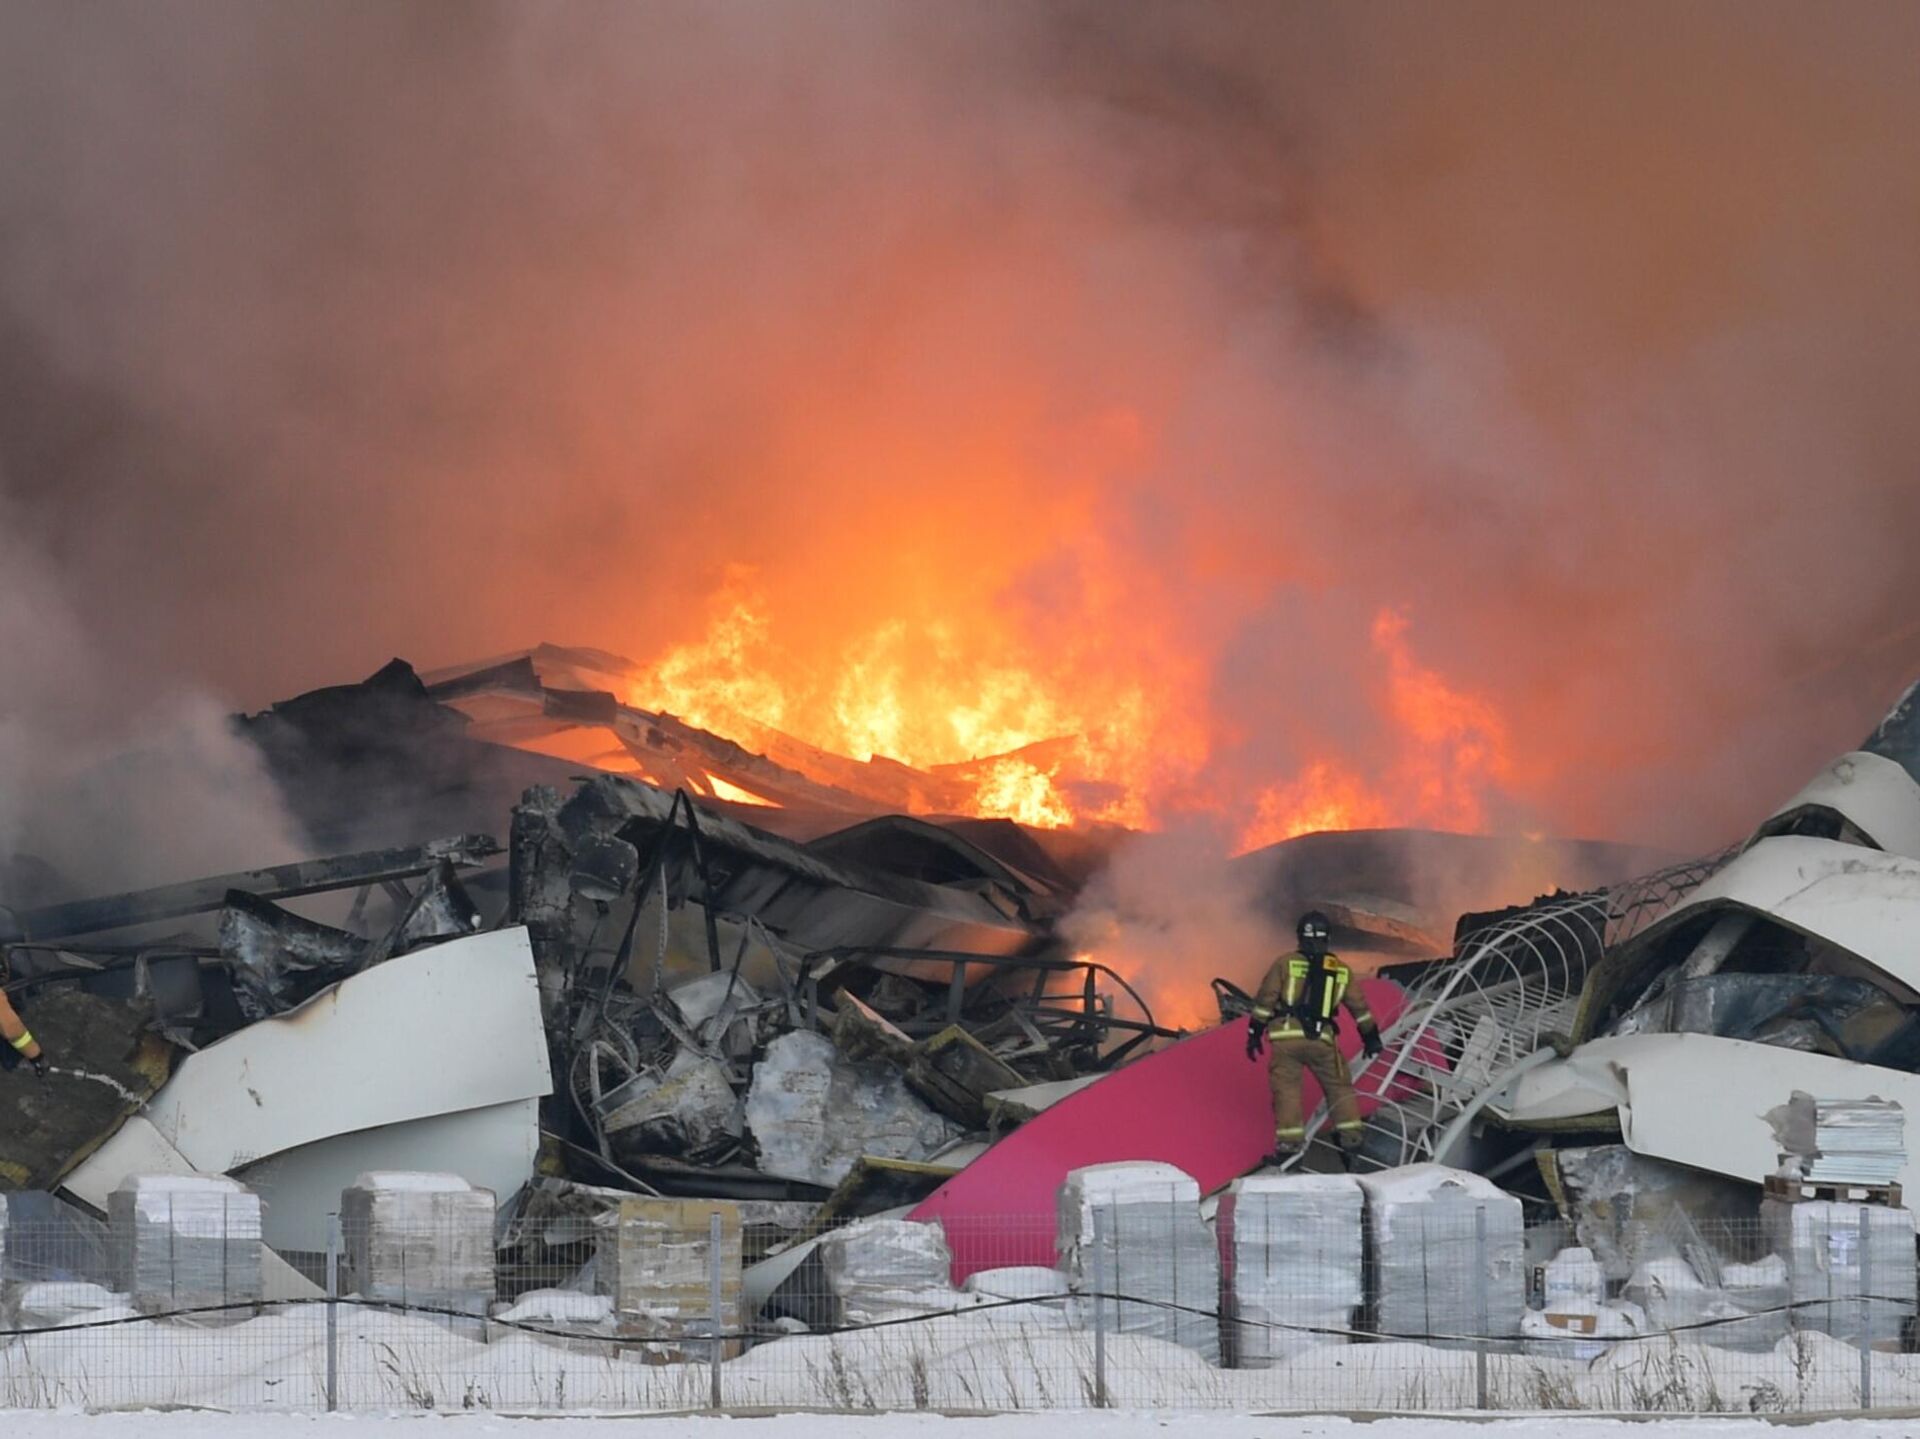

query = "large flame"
[624, 573, 1516, 846]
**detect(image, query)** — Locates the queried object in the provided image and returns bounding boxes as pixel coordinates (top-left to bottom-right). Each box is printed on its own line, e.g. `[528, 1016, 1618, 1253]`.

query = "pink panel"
[912, 978, 1433, 1280]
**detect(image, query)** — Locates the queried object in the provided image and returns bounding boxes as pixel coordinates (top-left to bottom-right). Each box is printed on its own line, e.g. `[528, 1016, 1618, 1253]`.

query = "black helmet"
[1296, 909, 1332, 955]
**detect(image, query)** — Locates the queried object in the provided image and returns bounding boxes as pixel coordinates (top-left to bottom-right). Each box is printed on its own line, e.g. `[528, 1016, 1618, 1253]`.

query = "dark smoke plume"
[3, 2, 1917, 889]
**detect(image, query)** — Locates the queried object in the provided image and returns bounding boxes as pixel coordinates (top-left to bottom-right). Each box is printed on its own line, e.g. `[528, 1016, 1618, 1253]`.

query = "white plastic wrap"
[1355, 1164, 1523, 1344]
[107, 1175, 262, 1317]
[744, 1032, 959, 1187]
[1762, 1198, 1917, 1345]
[1218, 1173, 1362, 1367]
[1543, 1247, 1607, 1309]
[340, 1172, 495, 1310]
[818, 1216, 957, 1327]
[1624, 1253, 1789, 1352]
[1058, 1161, 1219, 1364]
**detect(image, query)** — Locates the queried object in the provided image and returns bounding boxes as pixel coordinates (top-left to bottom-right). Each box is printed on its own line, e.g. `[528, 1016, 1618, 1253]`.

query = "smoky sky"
[2, 1, 1918, 861]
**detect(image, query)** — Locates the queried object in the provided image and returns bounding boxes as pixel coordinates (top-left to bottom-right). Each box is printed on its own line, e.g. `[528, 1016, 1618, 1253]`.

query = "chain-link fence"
[3, 1186, 1919, 1415]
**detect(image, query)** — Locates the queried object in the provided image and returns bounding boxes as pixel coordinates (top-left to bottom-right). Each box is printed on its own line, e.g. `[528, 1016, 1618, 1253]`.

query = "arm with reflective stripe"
[1249, 957, 1286, 1023]
[0, 992, 42, 1059]
[1339, 979, 1380, 1040]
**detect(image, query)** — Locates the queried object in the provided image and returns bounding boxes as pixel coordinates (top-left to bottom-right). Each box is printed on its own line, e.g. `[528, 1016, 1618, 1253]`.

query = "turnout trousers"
[1268, 1035, 1363, 1148]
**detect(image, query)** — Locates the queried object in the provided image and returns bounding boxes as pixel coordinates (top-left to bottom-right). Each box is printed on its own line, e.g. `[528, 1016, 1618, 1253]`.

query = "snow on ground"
[5, 1415, 1920, 1439]
[7, 1301, 1920, 1415]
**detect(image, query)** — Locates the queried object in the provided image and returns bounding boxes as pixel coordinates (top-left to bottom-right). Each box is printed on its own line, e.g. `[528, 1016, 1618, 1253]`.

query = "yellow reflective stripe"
[9, 1030, 34, 1053]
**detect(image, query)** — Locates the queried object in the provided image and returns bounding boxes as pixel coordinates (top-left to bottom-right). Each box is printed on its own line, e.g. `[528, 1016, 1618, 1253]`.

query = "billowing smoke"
[2, 1, 1917, 889]
[0, 495, 306, 901]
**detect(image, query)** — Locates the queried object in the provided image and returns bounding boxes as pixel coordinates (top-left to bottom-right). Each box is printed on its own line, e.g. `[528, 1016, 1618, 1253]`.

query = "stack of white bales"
[1218, 1173, 1362, 1367]
[340, 1172, 495, 1315]
[108, 1175, 262, 1317]
[1058, 1161, 1219, 1363]
[818, 1216, 958, 1327]
[1762, 1199, 1916, 1346]
[1354, 1164, 1523, 1345]
[597, 1197, 743, 1339]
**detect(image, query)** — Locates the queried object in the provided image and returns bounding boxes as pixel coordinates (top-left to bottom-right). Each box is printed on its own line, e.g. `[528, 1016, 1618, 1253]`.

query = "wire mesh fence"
[4, 1183, 1920, 1415]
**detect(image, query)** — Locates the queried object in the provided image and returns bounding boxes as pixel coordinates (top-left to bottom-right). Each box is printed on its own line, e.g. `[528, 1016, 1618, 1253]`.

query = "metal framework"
[1282, 850, 1735, 1172]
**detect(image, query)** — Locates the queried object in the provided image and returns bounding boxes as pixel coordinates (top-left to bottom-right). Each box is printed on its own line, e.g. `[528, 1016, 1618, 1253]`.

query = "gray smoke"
[1, 1, 1916, 878]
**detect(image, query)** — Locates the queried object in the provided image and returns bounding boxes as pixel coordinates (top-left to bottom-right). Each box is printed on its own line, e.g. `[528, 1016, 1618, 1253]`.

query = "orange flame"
[626, 579, 1516, 841]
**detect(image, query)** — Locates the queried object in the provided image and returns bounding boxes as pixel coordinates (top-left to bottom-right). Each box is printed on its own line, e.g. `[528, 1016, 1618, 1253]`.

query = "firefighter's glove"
[1236, 1014, 1267, 1060]
[30, 1055, 48, 1081]
[1362, 1031, 1384, 1060]
[1245, 1015, 1266, 1061]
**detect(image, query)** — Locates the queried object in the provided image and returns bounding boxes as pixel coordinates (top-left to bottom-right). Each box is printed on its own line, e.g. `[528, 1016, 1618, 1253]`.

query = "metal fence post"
[1473, 1205, 1490, 1412]
[1090, 1204, 1110, 1409]
[1858, 1205, 1874, 1411]
[709, 1210, 725, 1413]
[325, 1213, 341, 1414]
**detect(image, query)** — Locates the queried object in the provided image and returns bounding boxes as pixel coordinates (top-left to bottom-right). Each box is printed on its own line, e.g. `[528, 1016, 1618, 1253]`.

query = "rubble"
[0, 988, 175, 1192]
[1623, 1251, 1789, 1353]
[10, 645, 1920, 1393]
[745, 1031, 959, 1187]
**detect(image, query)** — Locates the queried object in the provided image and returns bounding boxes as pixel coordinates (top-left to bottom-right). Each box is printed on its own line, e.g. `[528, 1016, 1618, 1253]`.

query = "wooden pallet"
[1764, 1173, 1903, 1207]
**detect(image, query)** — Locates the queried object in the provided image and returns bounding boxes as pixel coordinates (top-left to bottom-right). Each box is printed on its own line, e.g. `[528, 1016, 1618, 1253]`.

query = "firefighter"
[0, 980, 48, 1080]
[1245, 910, 1382, 1164]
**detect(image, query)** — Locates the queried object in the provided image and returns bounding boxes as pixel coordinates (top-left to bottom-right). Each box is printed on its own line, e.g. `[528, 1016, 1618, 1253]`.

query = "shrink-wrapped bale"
[340, 1172, 494, 1313]
[1624, 1253, 1788, 1351]
[108, 1175, 262, 1317]
[1059, 1161, 1219, 1364]
[818, 1216, 957, 1327]
[1355, 1164, 1523, 1345]
[596, 1197, 742, 1341]
[1763, 1199, 1916, 1346]
[1218, 1173, 1362, 1367]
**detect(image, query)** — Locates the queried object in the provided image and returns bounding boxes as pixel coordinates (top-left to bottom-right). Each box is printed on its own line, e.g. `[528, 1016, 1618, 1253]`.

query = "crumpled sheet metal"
[138, 926, 552, 1175]
[1749, 750, 1920, 859]
[1516, 1031, 1920, 1193]
[1583, 835, 1920, 1036]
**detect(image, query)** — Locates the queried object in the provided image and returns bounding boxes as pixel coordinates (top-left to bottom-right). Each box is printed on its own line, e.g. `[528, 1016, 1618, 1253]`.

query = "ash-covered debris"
[10, 650, 1920, 1356]
[0, 651, 1189, 1268]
